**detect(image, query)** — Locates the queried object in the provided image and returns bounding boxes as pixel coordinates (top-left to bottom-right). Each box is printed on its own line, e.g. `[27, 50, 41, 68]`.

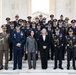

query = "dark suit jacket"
[39, 35, 49, 50]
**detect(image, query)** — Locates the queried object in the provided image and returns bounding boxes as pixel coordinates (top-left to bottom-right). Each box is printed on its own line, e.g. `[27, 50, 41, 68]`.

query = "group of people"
[0, 14, 76, 70]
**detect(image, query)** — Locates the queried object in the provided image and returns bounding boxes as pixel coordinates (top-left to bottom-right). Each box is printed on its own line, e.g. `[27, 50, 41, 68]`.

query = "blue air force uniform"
[11, 29, 25, 69]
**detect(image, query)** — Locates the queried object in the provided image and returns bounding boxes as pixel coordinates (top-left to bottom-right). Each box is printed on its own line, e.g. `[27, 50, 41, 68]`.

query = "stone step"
[19, 73, 69, 75]
[2, 60, 76, 69]
[3, 60, 76, 66]
[1, 59, 76, 75]
[0, 69, 76, 75]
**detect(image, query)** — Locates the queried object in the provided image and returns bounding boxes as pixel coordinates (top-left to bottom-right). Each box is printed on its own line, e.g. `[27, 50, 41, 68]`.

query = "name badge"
[14, 34, 16, 38]
[73, 37, 75, 39]
[60, 35, 62, 37]
[6, 35, 9, 38]
[21, 32, 23, 36]
[21, 32, 23, 38]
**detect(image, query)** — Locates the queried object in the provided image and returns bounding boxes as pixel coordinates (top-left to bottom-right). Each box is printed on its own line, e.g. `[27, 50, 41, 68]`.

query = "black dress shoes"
[0, 67, 3, 70]
[53, 67, 57, 69]
[13, 68, 17, 70]
[59, 67, 63, 70]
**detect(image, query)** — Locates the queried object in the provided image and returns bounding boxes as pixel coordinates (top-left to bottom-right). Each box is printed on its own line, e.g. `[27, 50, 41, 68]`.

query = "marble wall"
[55, 0, 76, 20]
[2, 0, 29, 24]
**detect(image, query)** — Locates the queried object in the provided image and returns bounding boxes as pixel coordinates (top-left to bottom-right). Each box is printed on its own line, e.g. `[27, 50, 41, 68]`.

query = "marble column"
[27, 0, 32, 16]
[2, 0, 12, 23]
[0, 0, 2, 32]
[71, 0, 76, 19]
[55, 0, 66, 19]
[49, 0, 55, 16]
[55, 0, 76, 20]
[2, 0, 30, 23]
[0, 0, 2, 24]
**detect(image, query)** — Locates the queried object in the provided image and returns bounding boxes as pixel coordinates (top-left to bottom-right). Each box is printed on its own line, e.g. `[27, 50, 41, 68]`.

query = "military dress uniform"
[6, 17, 11, 33]
[14, 15, 19, 27]
[0, 25, 10, 70]
[27, 16, 32, 28]
[14, 20, 19, 28]
[47, 24, 54, 60]
[39, 14, 43, 26]
[58, 20, 66, 60]
[35, 25, 41, 60]
[20, 25, 26, 33]
[48, 14, 54, 27]
[24, 27, 31, 60]
[20, 25, 26, 57]
[9, 21, 15, 61]
[52, 27, 64, 69]
[31, 22, 37, 34]
[57, 15, 65, 25]
[65, 28, 76, 70]
[52, 19, 58, 34]
[67, 20, 76, 35]
[64, 17, 71, 28]
[11, 25, 25, 70]
[42, 18, 47, 29]
[35, 17, 39, 27]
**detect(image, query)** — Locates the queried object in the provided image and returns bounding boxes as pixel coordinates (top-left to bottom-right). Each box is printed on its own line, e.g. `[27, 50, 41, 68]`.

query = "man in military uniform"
[52, 19, 58, 34]
[39, 14, 43, 25]
[66, 28, 76, 70]
[64, 17, 71, 27]
[48, 14, 54, 27]
[52, 27, 64, 70]
[31, 21, 36, 33]
[64, 17, 71, 34]
[9, 21, 15, 61]
[18, 19, 23, 25]
[35, 17, 39, 26]
[57, 15, 65, 25]
[24, 22, 31, 60]
[42, 17, 47, 29]
[0, 25, 10, 70]
[19, 19, 26, 33]
[23, 20, 27, 27]
[14, 15, 19, 27]
[68, 20, 76, 35]
[20, 19, 26, 57]
[58, 20, 66, 60]
[47, 23, 54, 60]
[25, 22, 31, 37]
[35, 24, 41, 60]
[27, 16, 32, 28]
[11, 25, 25, 70]
[6, 17, 11, 33]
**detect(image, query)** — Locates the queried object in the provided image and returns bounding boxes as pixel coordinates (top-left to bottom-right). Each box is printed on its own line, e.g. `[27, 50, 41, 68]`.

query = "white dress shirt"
[43, 35, 46, 41]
